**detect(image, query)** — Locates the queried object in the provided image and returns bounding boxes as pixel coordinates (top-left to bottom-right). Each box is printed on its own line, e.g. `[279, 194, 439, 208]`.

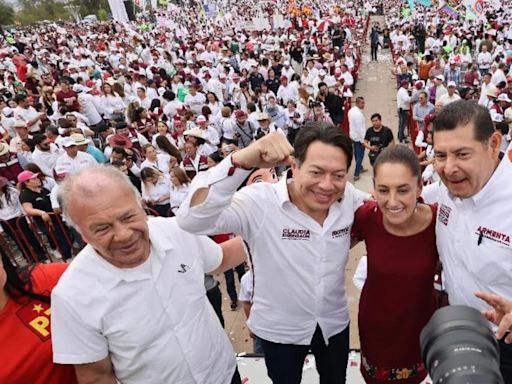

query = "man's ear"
[489, 131, 502, 160]
[290, 156, 298, 175]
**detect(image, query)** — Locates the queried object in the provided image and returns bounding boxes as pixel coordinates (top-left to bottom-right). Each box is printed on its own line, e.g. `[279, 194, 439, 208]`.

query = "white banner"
[108, 0, 130, 23]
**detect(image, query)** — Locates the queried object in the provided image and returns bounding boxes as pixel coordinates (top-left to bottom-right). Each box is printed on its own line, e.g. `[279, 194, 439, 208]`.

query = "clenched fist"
[232, 132, 294, 169]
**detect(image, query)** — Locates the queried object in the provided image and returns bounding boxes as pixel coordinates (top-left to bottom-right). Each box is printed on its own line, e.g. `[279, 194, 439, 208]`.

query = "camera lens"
[420, 305, 503, 384]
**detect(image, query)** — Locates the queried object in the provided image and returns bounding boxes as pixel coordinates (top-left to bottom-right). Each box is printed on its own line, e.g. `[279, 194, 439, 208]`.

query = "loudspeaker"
[124, 0, 136, 21]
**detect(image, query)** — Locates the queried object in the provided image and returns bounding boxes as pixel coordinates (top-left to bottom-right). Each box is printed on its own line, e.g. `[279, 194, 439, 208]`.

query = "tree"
[16, 0, 71, 25]
[70, 0, 110, 16]
[0, 0, 15, 26]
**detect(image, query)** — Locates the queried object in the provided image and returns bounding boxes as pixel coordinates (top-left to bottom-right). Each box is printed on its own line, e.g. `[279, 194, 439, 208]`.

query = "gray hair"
[58, 165, 142, 230]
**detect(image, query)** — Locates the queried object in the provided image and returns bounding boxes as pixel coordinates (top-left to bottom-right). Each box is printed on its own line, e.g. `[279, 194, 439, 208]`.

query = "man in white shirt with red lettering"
[432, 100, 512, 382]
[177, 123, 369, 384]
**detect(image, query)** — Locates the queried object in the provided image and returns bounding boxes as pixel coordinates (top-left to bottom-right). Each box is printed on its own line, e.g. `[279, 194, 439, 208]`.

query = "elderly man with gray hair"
[50, 166, 245, 384]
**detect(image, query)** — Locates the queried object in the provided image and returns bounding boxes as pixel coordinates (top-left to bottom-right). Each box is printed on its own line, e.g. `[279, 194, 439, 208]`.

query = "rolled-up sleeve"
[176, 154, 265, 240]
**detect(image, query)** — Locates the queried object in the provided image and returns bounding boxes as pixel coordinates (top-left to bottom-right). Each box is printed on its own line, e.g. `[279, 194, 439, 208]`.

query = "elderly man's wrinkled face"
[70, 182, 150, 269]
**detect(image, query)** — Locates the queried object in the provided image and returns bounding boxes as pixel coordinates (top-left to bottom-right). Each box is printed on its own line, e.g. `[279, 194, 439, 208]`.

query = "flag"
[417, 0, 432, 6]
[440, 4, 460, 18]
[465, 9, 477, 20]
[407, 0, 415, 9]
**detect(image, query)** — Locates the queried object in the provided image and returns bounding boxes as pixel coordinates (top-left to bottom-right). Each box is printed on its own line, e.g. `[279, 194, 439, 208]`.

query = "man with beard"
[32, 133, 62, 177]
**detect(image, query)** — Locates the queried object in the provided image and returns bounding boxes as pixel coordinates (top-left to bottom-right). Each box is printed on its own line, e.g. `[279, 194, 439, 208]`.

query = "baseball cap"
[435, 74, 445, 82]
[62, 137, 78, 148]
[196, 115, 207, 123]
[497, 93, 512, 103]
[2, 107, 13, 117]
[447, 81, 457, 88]
[17, 170, 39, 184]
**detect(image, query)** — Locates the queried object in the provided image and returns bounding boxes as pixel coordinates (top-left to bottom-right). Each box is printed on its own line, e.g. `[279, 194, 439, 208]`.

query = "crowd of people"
[0, 0, 512, 383]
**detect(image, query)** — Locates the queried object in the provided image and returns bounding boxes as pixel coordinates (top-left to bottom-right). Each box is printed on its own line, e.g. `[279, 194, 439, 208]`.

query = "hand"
[475, 291, 512, 343]
[40, 212, 51, 223]
[232, 132, 294, 169]
[371, 145, 379, 152]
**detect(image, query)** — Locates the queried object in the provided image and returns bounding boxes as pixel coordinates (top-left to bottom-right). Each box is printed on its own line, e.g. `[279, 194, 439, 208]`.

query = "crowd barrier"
[1, 213, 77, 265]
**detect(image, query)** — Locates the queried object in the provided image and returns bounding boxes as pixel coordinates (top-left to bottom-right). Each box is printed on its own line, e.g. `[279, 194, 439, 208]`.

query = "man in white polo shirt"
[51, 166, 243, 384]
[432, 100, 512, 382]
[177, 123, 368, 384]
[55, 137, 97, 174]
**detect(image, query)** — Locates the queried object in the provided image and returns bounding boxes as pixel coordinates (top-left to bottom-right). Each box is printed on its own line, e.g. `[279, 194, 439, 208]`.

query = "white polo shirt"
[436, 150, 512, 327]
[177, 155, 368, 345]
[32, 144, 61, 177]
[51, 217, 236, 384]
[55, 150, 97, 174]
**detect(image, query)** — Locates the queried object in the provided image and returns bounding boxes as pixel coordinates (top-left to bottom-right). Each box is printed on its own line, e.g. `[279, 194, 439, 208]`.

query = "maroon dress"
[352, 201, 438, 384]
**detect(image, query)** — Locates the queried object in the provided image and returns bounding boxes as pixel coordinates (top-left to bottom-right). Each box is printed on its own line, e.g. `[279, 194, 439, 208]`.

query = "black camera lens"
[420, 305, 503, 384]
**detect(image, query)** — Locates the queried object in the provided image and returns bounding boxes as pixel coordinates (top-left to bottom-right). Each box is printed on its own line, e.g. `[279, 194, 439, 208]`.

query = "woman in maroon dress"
[352, 145, 438, 384]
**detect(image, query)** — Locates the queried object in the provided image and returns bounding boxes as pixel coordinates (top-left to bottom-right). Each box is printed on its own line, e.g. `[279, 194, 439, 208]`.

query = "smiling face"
[69, 182, 150, 269]
[291, 141, 348, 223]
[374, 163, 422, 227]
[433, 123, 501, 198]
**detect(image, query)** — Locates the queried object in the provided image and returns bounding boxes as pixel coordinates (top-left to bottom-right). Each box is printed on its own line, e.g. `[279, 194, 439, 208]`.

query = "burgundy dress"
[353, 201, 438, 384]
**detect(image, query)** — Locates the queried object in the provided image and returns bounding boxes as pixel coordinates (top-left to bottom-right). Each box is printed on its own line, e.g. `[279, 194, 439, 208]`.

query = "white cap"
[1, 107, 13, 117]
[447, 81, 457, 87]
[62, 137, 77, 148]
[497, 93, 512, 103]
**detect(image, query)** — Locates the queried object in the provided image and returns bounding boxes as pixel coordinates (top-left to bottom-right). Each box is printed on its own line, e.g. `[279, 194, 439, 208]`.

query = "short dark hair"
[14, 94, 26, 103]
[433, 100, 494, 143]
[111, 146, 127, 157]
[373, 145, 421, 183]
[370, 113, 382, 121]
[495, 121, 509, 136]
[293, 123, 353, 169]
[318, 81, 327, 89]
[33, 134, 47, 146]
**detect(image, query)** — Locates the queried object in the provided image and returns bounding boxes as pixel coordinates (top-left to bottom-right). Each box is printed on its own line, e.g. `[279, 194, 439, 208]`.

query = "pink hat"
[17, 170, 39, 184]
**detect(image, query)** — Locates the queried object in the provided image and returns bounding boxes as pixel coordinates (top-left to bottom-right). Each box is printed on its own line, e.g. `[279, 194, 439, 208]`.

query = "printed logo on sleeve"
[282, 228, 310, 240]
[438, 204, 451, 226]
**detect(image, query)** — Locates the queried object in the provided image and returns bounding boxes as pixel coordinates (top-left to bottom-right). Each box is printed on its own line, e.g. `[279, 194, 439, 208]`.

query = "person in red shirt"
[55, 80, 79, 112]
[352, 145, 437, 384]
[0, 254, 77, 384]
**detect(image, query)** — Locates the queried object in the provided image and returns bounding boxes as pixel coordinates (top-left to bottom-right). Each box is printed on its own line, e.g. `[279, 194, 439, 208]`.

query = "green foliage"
[70, 0, 110, 17]
[97, 8, 108, 21]
[16, 0, 71, 25]
[0, 0, 15, 26]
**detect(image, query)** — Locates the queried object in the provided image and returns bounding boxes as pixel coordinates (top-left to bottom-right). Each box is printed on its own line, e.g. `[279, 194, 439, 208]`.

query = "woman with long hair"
[206, 92, 221, 121]
[152, 121, 176, 151]
[132, 107, 156, 140]
[169, 167, 191, 215]
[101, 82, 126, 121]
[155, 135, 181, 164]
[140, 167, 171, 217]
[0, 251, 77, 383]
